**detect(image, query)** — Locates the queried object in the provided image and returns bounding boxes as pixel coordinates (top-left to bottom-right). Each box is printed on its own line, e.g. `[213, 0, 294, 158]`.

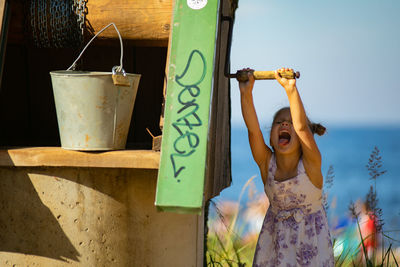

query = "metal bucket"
[50, 23, 141, 150]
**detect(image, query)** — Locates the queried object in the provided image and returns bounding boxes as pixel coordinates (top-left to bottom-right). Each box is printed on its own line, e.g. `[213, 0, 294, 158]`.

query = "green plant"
[206, 176, 259, 266]
[323, 165, 335, 212]
[341, 146, 399, 267]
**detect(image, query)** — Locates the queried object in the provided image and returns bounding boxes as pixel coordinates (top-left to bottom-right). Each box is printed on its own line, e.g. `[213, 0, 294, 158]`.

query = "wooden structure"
[156, 0, 230, 213]
[0, 0, 235, 265]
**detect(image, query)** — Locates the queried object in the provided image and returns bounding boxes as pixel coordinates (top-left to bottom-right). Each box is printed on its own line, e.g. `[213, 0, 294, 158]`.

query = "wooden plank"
[7, 0, 173, 46]
[0, 147, 160, 169]
[87, 0, 172, 41]
[155, 0, 220, 213]
[0, 0, 9, 88]
[0, 1, 6, 31]
[159, 0, 176, 131]
[205, 0, 234, 200]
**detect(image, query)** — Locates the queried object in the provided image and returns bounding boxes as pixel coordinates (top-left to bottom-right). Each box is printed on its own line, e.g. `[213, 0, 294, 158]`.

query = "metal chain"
[73, 0, 87, 35]
[29, 0, 85, 48]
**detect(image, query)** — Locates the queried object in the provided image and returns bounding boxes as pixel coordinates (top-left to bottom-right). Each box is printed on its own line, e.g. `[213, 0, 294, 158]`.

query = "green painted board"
[155, 0, 220, 214]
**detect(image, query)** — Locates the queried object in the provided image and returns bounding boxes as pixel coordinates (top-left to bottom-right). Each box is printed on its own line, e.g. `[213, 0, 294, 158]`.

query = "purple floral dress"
[253, 154, 334, 267]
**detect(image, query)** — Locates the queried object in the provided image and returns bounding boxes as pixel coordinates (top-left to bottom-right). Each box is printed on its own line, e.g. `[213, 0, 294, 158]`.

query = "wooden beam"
[87, 0, 172, 41]
[155, 0, 220, 213]
[0, 0, 6, 29]
[0, 0, 9, 88]
[7, 0, 173, 46]
[0, 147, 160, 169]
[205, 0, 234, 200]
[0, 1, 6, 31]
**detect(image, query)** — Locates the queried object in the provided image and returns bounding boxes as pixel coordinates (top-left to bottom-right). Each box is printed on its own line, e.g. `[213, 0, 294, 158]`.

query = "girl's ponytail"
[310, 123, 326, 136]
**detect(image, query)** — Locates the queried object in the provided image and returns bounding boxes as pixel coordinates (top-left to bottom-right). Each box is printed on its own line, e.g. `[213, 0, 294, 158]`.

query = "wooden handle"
[236, 69, 300, 82]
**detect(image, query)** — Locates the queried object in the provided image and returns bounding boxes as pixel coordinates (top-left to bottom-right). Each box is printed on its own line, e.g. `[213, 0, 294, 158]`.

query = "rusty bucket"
[50, 23, 140, 150]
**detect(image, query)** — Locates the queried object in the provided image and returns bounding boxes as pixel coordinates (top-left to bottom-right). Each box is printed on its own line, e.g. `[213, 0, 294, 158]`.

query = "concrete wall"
[0, 167, 203, 266]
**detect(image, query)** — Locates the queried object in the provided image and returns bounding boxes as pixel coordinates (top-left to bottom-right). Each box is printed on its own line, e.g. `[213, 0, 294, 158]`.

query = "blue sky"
[229, 0, 400, 127]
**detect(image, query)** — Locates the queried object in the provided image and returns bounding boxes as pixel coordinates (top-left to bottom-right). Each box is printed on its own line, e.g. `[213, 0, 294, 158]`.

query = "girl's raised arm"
[275, 68, 323, 189]
[239, 69, 272, 184]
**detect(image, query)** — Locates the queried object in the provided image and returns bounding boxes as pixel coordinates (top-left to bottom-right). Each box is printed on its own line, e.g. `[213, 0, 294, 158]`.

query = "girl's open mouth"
[278, 131, 291, 146]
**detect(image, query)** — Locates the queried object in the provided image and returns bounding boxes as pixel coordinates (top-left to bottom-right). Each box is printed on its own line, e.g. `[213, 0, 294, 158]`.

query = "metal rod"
[222, 15, 233, 79]
[220, 13, 301, 82]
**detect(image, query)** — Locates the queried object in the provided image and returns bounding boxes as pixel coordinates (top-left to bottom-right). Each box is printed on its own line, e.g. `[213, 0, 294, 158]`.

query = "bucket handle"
[67, 22, 125, 74]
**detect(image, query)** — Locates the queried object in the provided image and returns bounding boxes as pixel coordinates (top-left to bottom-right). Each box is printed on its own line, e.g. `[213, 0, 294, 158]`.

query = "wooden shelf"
[0, 147, 160, 169]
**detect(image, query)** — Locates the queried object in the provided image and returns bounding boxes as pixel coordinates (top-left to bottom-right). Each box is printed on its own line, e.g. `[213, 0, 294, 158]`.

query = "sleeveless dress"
[253, 154, 334, 267]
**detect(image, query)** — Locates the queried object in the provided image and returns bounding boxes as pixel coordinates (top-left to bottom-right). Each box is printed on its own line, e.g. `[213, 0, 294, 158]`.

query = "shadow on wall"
[0, 165, 156, 263]
[26, 167, 146, 204]
[0, 167, 80, 262]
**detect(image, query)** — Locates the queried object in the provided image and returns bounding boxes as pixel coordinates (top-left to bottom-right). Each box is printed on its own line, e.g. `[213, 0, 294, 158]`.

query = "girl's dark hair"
[272, 107, 326, 136]
[310, 122, 326, 136]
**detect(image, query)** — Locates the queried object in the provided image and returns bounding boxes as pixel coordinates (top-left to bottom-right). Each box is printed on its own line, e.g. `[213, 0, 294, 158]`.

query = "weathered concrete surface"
[0, 167, 203, 266]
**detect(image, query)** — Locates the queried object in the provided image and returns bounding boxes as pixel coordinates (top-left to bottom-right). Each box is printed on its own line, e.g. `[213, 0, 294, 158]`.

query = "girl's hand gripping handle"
[275, 68, 297, 92]
[238, 68, 255, 95]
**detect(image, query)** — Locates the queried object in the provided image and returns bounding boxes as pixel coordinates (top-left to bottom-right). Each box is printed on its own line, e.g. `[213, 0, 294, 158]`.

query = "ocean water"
[214, 126, 400, 234]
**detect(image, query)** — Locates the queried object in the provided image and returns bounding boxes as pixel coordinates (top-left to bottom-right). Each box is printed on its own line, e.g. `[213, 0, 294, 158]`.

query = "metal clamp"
[112, 65, 126, 76]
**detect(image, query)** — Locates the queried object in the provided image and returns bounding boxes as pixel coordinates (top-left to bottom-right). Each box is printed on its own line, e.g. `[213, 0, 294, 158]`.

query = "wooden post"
[7, 0, 173, 46]
[0, 0, 9, 89]
[155, 0, 220, 213]
[155, 0, 177, 149]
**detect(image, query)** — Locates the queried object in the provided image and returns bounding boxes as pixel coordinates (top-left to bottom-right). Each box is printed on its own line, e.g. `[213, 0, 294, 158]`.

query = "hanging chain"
[72, 0, 87, 35]
[29, 0, 85, 48]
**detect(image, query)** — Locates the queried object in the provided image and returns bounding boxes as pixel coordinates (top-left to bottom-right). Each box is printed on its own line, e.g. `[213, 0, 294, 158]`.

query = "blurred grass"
[206, 176, 260, 266]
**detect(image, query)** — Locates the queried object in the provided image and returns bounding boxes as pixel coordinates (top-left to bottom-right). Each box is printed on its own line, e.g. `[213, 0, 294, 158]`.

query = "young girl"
[238, 68, 334, 266]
